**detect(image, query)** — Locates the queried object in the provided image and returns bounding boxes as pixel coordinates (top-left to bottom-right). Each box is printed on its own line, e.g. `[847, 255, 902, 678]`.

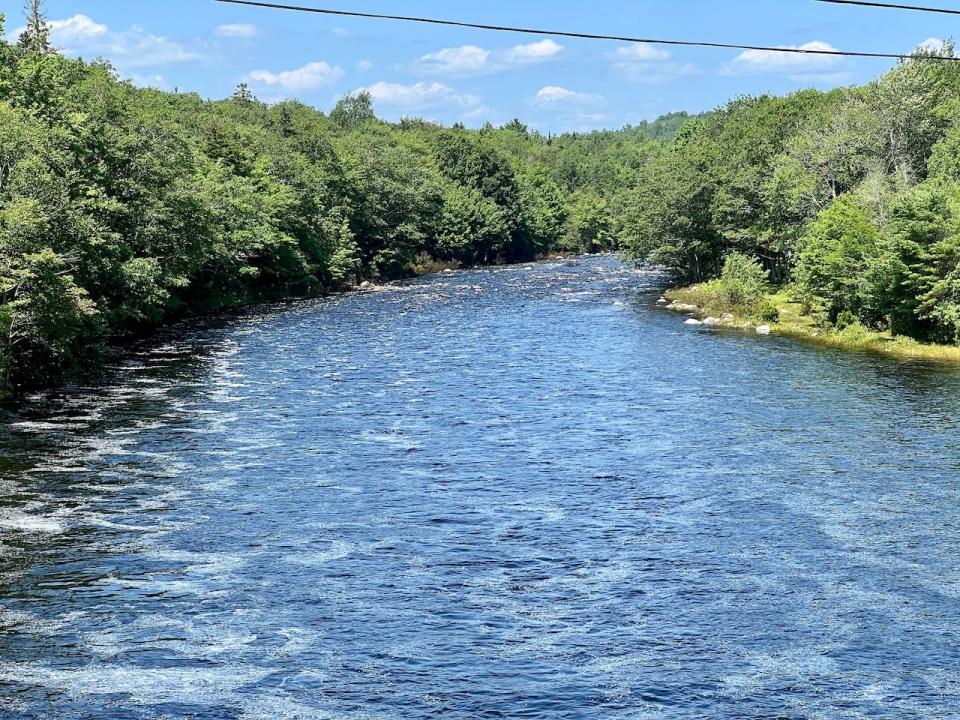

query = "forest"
[4, 3, 960, 395]
[620, 41, 960, 347]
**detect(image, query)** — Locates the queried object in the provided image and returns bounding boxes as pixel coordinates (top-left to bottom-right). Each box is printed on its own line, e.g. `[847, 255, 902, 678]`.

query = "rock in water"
[756, 325, 772, 335]
[657, 297, 669, 305]
[684, 318, 703, 326]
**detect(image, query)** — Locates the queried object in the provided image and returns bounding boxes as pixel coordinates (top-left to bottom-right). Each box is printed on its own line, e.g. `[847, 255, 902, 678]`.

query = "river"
[1, 254, 960, 719]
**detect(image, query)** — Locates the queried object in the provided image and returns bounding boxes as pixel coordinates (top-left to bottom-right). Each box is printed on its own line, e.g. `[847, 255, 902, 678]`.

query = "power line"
[213, 0, 959, 61]
[816, 0, 960, 15]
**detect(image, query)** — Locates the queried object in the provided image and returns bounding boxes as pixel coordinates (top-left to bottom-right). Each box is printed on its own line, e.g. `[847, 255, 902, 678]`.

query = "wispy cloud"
[610, 44, 699, 84]
[533, 86, 603, 107]
[613, 44, 672, 63]
[249, 61, 344, 91]
[914, 37, 958, 57]
[724, 41, 841, 74]
[17, 14, 203, 68]
[723, 40, 854, 86]
[411, 39, 563, 77]
[358, 81, 482, 111]
[501, 40, 564, 64]
[214, 23, 257, 39]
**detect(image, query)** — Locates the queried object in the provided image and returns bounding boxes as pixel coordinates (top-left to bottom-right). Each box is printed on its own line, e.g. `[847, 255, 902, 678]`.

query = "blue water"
[2, 255, 960, 719]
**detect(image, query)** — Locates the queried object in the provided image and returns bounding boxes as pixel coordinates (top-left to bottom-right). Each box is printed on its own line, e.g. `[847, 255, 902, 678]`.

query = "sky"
[0, 0, 955, 132]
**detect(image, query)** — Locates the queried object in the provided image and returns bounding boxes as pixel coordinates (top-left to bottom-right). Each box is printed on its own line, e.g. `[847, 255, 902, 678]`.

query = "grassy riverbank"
[665, 285, 960, 365]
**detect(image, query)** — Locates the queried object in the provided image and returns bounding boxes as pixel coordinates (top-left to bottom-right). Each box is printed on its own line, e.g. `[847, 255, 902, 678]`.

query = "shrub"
[717, 252, 768, 307]
[835, 309, 858, 331]
[758, 300, 780, 323]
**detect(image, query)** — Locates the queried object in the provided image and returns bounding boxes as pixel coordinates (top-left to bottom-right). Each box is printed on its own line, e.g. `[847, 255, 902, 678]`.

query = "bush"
[717, 252, 768, 307]
[758, 300, 780, 323]
[835, 309, 858, 331]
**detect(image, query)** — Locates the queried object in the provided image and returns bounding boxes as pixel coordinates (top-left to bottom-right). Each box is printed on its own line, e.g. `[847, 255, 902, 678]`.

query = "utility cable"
[213, 0, 959, 61]
[816, 0, 960, 15]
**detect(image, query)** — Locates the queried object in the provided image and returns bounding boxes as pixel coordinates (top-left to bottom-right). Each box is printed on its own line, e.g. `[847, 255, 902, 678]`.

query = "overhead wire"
[815, 0, 960, 15]
[212, 0, 960, 61]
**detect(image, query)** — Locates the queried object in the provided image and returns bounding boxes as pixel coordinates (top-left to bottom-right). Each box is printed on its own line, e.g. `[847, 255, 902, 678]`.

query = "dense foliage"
[0, 10, 682, 395]
[8, 3, 960, 396]
[620, 42, 960, 346]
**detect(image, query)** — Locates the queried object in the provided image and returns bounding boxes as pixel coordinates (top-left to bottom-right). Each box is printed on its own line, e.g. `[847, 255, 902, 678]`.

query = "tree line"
[0, 8, 682, 395]
[620, 42, 960, 345]
[7, 0, 959, 396]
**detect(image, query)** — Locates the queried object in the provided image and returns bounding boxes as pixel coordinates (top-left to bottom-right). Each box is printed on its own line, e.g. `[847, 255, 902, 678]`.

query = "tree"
[566, 192, 614, 253]
[17, 0, 53, 54]
[330, 91, 375, 129]
[232, 83, 255, 103]
[517, 167, 568, 255]
[436, 183, 509, 264]
[794, 194, 884, 324]
[1, 249, 97, 391]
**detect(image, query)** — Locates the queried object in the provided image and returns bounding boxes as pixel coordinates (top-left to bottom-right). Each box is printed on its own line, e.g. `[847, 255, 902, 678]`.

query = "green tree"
[330, 91, 376, 130]
[17, 0, 52, 54]
[566, 192, 614, 253]
[795, 194, 884, 324]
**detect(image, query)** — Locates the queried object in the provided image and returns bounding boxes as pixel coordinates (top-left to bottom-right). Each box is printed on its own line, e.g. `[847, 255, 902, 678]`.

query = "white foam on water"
[237, 694, 346, 720]
[0, 509, 66, 534]
[10, 421, 85, 432]
[0, 663, 273, 707]
[283, 539, 358, 567]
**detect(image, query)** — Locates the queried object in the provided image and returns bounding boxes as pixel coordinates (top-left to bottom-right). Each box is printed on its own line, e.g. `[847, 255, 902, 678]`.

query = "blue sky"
[0, 0, 955, 132]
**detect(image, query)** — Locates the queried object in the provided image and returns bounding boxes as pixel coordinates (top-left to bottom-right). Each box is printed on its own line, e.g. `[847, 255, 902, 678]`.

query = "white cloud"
[31, 14, 202, 68]
[355, 60, 373, 73]
[914, 37, 957, 56]
[359, 81, 482, 110]
[214, 23, 257, 39]
[501, 39, 563, 64]
[411, 39, 563, 77]
[417, 45, 491, 75]
[534, 86, 603, 107]
[331, 27, 351, 38]
[610, 44, 698, 83]
[249, 61, 344, 91]
[613, 43, 672, 63]
[725, 41, 841, 74]
[48, 14, 108, 43]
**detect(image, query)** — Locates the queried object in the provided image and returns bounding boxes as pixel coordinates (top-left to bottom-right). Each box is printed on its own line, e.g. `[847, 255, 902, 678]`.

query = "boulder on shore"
[756, 325, 772, 335]
[721, 313, 736, 323]
[703, 317, 721, 326]
[668, 302, 699, 313]
[360, 281, 373, 290]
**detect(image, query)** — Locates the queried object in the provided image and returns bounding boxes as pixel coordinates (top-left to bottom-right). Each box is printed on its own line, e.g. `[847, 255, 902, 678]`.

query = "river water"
[2, 255, 960, 719]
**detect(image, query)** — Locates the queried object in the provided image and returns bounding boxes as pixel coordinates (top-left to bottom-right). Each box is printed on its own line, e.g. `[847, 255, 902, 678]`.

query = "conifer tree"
[17, 0, 52, 54]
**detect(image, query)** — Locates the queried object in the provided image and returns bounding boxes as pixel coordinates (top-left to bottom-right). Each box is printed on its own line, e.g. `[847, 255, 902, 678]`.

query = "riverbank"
[665, 285, 960, 365]
[0, 252, 597, 404]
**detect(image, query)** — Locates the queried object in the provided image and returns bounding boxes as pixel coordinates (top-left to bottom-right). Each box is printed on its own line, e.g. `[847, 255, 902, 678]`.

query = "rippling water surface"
[2, 255, 960, 719]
